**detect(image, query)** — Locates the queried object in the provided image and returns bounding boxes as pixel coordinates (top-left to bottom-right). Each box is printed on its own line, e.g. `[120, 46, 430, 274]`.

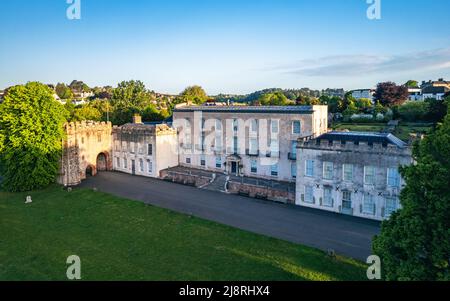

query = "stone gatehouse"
[58, 121, 113, 186]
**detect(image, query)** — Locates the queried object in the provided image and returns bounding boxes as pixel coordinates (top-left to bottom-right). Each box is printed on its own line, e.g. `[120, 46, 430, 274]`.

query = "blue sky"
[1, 0, 449, 94]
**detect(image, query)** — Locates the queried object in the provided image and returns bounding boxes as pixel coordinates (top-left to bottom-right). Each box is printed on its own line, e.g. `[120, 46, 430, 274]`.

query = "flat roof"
[316, 131, 407, 148]
[173, 105, 317, 114]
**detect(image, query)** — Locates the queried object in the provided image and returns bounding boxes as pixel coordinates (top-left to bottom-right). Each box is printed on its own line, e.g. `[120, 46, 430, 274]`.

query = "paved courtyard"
[79, 171, 380, 260]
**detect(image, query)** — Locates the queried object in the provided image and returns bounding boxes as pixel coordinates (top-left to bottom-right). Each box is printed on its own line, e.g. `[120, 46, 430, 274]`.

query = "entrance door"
[131, 160, 136, 175]
[231, 162, 237, 175]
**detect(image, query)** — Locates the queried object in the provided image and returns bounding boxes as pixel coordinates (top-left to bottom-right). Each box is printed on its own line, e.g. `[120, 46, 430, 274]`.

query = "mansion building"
[59, 104, 411, 221]
[172, 105, 328, 182]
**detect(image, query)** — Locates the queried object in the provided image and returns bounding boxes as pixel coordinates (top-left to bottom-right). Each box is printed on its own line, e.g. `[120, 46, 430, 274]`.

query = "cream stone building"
[295, 132, 412, 221]
[58, 121, 113, 186]
[172, 105, 328, 182]
[112, 116, 179, 178]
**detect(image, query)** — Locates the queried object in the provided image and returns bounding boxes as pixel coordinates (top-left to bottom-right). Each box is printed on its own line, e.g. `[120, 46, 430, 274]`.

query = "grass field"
[0, 185, 367, 281]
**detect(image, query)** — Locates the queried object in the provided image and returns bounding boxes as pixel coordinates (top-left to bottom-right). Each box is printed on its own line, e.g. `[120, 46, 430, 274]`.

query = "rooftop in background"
[173, 105, 321, 114]
[315, 131, 408, 148]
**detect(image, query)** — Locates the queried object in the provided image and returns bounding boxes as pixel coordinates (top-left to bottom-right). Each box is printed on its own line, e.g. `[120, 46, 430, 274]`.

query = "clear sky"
[1, 0, 449, 94]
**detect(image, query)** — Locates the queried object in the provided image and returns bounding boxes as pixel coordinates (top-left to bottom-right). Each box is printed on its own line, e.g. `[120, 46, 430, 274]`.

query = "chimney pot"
[133, 114, 142, 124]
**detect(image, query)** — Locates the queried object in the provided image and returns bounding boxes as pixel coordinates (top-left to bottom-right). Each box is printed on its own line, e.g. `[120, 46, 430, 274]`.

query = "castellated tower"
[58, 121, 113, 186]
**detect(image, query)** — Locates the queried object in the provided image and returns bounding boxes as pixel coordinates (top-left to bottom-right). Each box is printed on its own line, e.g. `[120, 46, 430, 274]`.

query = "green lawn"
[0, 186, 367, 281]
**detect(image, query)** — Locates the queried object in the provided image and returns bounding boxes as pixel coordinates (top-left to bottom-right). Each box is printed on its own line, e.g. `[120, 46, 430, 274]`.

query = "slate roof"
[173, 106, 316, 114]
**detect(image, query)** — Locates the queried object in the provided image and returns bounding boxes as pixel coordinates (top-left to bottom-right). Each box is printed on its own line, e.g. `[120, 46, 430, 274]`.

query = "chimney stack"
[132, 114, 143, 124]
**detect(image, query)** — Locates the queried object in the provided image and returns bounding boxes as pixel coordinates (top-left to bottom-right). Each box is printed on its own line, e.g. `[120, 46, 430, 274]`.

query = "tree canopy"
[180, 85, 208, 105]
[0, 82, 68, 192]
[55, 83, 73, 100]
[374, 82, 409, 107]
[257, 92, 290, 106]
[372, 105, 450, 280]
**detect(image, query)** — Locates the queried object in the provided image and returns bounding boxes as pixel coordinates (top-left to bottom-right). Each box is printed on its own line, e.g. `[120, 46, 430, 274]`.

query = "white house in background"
[350, 89, 375, 103]
[407, 87, 422, 101]
[421, 86, 449, 101]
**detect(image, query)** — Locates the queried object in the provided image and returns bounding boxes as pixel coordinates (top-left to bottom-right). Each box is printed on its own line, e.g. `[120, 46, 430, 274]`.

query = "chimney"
[132, 114, 142, 124]
[438, 78, 444, 82]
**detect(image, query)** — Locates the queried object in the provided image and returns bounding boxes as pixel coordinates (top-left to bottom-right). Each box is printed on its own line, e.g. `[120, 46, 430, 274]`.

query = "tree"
[111, 80, 151, 109]
[425, 97, 448, 123]
[405, 80, 419, 88]
[355, 98, 373, 113]
[71, 105, 102, 121]
[397, 101, 429, 122]
[258, 92, 290, 106]
[0, 82, 68, 192]
[295, 94, 320, 106]
[180, 85, 208, 105]
[69, 80, 90, 93]
[372, 108, 450, 280]
[343, 100, 358, 117]
[55, 83, 73, 100]
[374, 82, 409, 107]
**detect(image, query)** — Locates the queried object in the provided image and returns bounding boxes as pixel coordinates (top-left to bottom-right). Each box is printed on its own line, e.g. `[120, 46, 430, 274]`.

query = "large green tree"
[180, 85, 208, 105]
[372, 108, 450, 280]
[0, 82, 68, 192]
[258, 92, 290, 106]
[111, 80, 151, 108]
[55, 83, 73, 100]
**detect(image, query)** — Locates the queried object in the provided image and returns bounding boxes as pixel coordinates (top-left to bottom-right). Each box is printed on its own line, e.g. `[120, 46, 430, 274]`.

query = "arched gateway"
[58, 121, 113, 186]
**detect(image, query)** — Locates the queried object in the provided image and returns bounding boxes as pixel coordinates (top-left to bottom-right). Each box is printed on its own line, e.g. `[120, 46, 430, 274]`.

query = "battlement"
[64, 121, 112, 135]
[113, 123, 177, 136]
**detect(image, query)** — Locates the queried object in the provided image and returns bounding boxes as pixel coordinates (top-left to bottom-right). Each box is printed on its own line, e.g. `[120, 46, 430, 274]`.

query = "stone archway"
[96, 153, 107, 172]
[85, 164, 96, 177]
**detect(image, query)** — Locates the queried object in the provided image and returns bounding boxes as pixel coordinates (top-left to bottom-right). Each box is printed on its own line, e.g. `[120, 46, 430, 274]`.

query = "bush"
[398, 102, 429, 122]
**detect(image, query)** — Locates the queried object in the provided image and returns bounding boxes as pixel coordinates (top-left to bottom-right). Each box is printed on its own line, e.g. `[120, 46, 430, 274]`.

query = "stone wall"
[160, 169, 212, 188]
[58, 121, 113, 186]
[228, 181, 295, 204]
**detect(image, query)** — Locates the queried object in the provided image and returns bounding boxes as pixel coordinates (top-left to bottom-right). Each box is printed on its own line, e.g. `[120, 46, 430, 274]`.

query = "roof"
[422, 86, 450, 94]
[173, 105, 316, 114]
[315, 131, 407, 148]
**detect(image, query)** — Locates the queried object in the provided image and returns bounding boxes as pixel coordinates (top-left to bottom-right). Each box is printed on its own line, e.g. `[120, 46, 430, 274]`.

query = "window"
[305, 160, 315, 177]
[215, 120, 222, 151]
[130, 142, 135, 154]
[200, 155, 206, 167]
[363, 195, 376, 215]
[271, 120, 279, 134]
[138, 144, 143, 154]
[387, 168, 400, 188]
[342, 191, 352, 211]
[186, 157, 191, 164]
[233, 119, 238, 132]
[184, 119, 191, 147]
[291, 163, 297, 179]
[270, 139, 279, 156]
[249, 138, 258, 155]
[116, 157, 120, 168]
[147, 160, 152, 173]
[216, 157, 222, 168]
[292, 121, 301, 134]
[251, 159, 257, 173]
[122, 142, 127, 152]
[385, 197, 399, 217]
[364, 166, 376, 185]
[233, 136, 238, 154]
[139, 159, 144, 172]
[98, 135, 102, 142]
[304, 186, 314, 203]
[251, 119, 258, 132]
[343, 164, 354, 182]
[271, 164, 278, 177]
[123, 158, 128, 169]
[323, 188, 333, 207]
[323, 162, 333, 180]
[290, 141, 297, 160]
[148, 144, 153, 156]
[81, 137, 84, 144]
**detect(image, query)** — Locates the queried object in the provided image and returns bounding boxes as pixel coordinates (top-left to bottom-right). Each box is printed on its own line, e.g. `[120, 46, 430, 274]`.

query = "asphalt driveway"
[80, 171, 380, 260]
